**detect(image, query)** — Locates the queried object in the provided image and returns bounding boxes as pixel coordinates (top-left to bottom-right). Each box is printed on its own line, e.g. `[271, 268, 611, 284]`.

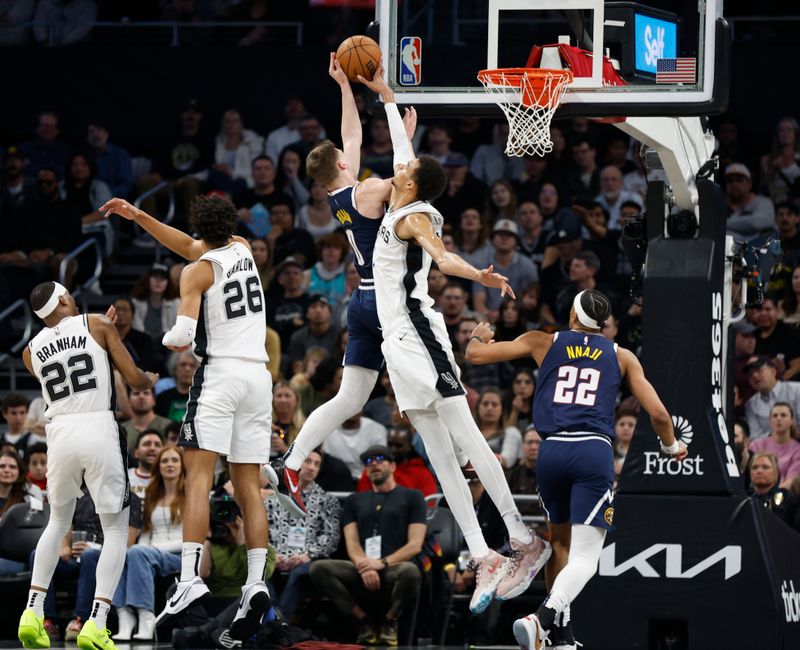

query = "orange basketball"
[336, 35, 382, 83]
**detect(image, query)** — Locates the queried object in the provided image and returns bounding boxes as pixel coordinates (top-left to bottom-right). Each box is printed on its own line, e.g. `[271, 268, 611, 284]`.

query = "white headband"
[573, 290, 601, 330]
[34, 282, 68, 319]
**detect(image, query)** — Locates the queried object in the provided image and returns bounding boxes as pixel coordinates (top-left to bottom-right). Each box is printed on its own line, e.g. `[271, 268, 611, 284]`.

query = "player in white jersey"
[18, 281, 157, 650]
[102, 195, 273, 640]
[369, 150, 551, 612]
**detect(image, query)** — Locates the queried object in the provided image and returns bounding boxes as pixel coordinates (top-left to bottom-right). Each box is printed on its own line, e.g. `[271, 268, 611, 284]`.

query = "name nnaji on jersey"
[226, 257, 254, 278]
[35, 335, 88, 363]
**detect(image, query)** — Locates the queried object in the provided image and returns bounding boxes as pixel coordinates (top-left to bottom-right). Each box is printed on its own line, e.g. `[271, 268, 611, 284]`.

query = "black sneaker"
[263, 458, 307, 517]
[546, 619, 579, 650]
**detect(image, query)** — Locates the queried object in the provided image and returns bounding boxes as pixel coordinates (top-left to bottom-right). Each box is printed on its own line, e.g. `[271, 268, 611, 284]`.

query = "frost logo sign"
[643, 415, 703, 476]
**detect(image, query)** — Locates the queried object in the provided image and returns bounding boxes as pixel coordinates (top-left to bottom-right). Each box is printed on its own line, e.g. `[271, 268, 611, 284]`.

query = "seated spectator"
[744, 355, 800, 439]
[356, 436, 436, 499]
[271, 382, 306, 460]
[297, 356, 343, 415]
[579, 201, 628, 288]
[471, 122, 523, 186]
[1, 146, 36, 217]
[734, 321, 759, 405]
[266, 97, 312, 164]
[474, 388, 522, 468]
[363, 371, 398, 429]
[275, 148, 310, 208]
[305, 233, 348, 309]
[567, 135, 600, 200]
[26, 442, 48, 496]
[265, 258, 311, 349]
[268, 200, 316, 268]
[594, 165, 643, 230]
[30, 484, 142, 642]
[553, 251, 608, 326]
[613, 409, 637, 478]
[283, 114, 325, 169]
[434, 154, 488, 227]
[114, 447, 185, 641]
[155, 352, 198, 422]
[309, 452, 426, 645]
[267, 450, 341, 620]
[323, 413, 388, 480]
[775, 202, 800, 261]
[519, 281, 550, 329]
[132, 262, 181, 341]
[210, 109, 264, 193]
[2, 393, 38, 459]
[60, 152, 113, 254]
[20, 111, 70, 177]
[290, 348, 329, 392]
[472, 220, 539, 321]
[749, 403, 800, 489]
[251, 237, 273, 291]
[129, 430, 164, 501]
[754, 298, 800, 380]
[505, 427, 541, 515]
[440, 283, 469, 343]
[748, 451, 800, 533]
[454, 208, 492, 269]
[429, 266, 448, 308]
[87, 120, 133, 198]
[603, 133, 636, 175]
[506, 369, 535, 431]
[113, 297, 155, 371]
[287, 295, 339, 377]
[0, 450, 45, 576]
[778, 265, 800, 325]
[759, 117, 800, 204]
[421, 123, 460, 166]
[484, 179, 518, 223]
[725, 163, 776, 242]
[121, 387, 173, 452]
[232, 155, 293, 239]
[734, 420, 752, 483]
[516, 201, 547, 270]
[297, 179, 337, 239]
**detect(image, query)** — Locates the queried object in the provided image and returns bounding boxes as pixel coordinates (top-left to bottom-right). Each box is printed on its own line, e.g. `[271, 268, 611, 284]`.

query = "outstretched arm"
[358, 64, 416, 165]
[101, 198, 205, 261]
[330, 53, 363, 173]
[465, 322, 551, 366]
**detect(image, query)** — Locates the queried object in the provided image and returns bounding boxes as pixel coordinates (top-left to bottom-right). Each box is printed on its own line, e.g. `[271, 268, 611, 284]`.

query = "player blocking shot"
[18, 283, 157, 650]
[466, 289, 688, 650]
[101, 196, 273, 640]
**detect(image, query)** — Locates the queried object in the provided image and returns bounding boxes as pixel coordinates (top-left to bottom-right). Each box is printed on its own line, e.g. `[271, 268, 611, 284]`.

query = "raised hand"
[470, 322, 495, 345]
[101, 198, 140, 222]
[477, 265, 516, 299]
[328, 52, 349, 87]
[403, 106, 417, 140]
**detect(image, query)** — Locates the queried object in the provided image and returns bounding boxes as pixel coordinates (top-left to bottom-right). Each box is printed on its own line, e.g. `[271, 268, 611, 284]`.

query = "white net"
[478, 68, 573, 158]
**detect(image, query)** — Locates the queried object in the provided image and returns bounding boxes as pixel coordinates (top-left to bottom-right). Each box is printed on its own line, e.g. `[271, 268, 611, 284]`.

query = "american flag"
[656, 58, 697, 84]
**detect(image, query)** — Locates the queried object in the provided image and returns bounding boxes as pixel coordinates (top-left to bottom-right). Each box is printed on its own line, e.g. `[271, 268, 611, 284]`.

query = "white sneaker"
[155, 576, 210, 628]
[229, 581, 271, 641]
[132, 609, 155, 640]
[468, 550, 509, 614]
[114, 606, 136, 640]
[513, 614, 549, 650]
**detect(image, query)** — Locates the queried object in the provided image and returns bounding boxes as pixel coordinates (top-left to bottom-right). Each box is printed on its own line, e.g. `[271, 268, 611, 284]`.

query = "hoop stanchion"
[477, 67, 573, 158]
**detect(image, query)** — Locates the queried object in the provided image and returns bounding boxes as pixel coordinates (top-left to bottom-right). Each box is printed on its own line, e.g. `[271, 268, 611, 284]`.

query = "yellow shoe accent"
[77, 620, 116, 650]
[18, 609, 51, 649]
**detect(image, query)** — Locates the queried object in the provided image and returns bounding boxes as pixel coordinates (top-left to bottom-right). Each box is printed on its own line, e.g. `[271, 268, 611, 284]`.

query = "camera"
[729, 237, 782, 308]
[209, 496, 241, 542]
[621, 213, 648, 305]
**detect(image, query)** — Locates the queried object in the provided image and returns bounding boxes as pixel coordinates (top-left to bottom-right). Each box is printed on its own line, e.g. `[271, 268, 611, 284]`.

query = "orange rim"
[477, 67, 573, 108]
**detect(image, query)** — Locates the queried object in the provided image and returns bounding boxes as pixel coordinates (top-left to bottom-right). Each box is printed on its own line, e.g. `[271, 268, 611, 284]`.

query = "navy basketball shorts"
[344, 288, 384, 371]
[537, 433, 616, 530]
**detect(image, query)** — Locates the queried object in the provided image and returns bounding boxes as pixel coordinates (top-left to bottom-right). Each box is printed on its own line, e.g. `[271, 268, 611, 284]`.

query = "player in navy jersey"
[466, 289, 688, 649]
[263, 54, 420, 516]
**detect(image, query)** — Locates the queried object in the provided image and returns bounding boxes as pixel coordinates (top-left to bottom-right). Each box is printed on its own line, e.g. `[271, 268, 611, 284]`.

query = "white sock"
[27, 590, 46, 617]
[504, 511, 533, 544]
[180, 542, 204, 581]
[548, 524, 607, 614]
[407, 408, 490, 558]
[246, 548, 268, 585]
[284, 366, 378, 470]
[90, 600, 110, 628]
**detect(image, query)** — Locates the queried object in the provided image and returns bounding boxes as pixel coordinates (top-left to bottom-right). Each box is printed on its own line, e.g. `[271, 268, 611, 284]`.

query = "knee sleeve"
[94, 508, 130, 601]
[31, 500, 76, 590]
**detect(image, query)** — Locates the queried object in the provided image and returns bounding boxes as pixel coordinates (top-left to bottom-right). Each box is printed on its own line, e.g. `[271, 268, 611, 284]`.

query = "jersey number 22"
[553, 366, 600, 406]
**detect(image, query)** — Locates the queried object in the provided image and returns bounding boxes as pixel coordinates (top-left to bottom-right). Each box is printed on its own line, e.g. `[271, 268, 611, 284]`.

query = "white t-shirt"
[323, 417, 388, 479]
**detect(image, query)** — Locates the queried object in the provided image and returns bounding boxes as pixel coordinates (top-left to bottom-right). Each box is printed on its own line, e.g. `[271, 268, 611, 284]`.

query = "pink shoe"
[496, 533, 551, 600]
[468, 550, 509, 614]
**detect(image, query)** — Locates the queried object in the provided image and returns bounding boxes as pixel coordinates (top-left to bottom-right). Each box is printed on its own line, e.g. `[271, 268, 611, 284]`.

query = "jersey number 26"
[223, 276, 263, 320]
[553, 366, 600, 406]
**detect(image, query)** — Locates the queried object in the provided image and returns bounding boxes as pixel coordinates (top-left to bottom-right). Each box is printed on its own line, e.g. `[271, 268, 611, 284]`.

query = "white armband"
[385, 102, 414, 166]
[660, 439, 680, 456]
[162, 315, 197, 348]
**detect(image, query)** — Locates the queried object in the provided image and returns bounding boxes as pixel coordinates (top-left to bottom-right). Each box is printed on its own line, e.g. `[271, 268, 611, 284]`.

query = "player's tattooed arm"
[89, 315, 158, 390]
[100, 198, 205, 261]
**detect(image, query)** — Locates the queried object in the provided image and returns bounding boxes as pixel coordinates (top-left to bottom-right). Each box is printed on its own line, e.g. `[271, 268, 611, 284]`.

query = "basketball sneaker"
[18, 610, 50, 649]
[76, 620, 116, 650]
[545, 619, 579, 650]
[468, 550, 509, 614]
[65, 617, 83, 642]
[496, 534, 551, 600]
[155, 576, 211, 627]
[229, 581, 271, 641]
[460, 461, 478, 479]
[264, 458, 307, 517]
[513, 614, 549, 650]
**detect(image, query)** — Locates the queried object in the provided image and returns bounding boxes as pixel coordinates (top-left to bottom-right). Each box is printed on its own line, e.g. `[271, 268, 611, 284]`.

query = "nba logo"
[399, 36, 421, 86]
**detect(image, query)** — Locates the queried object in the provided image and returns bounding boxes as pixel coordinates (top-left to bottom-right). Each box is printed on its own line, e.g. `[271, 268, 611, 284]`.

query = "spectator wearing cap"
[309, 447, 425, 646]
[725, 163, 776, 241]
[305, 232, 348, 308]
[471, 123, 525, 186]
[87, 120, 133, 198]
[155, 351, 199, 422]
[472, 219, 539, 320]
[749, 403, 800, 489]
[131, 262, 181, 338]
[753, 297, 800, 380]
[594, 165, 643, 230]
[323, 413, 388, 480]
[266, 257, 311, 350]
[268, 199, 316, 268]
[233, 155, 295, 239]
[434, 154, 488, 227]
[356, 434, 437, 500]
[287, 294, 340, 377]
[744, 355, 800, 440]
[20, 110, 71, 177]
[505, 427, 542, 515]
[733, 320, 759, 405]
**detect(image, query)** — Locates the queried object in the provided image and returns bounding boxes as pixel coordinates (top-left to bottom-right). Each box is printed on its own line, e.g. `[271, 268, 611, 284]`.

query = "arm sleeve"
[501, 427, 523, 467]
[385, 103, 414, 166]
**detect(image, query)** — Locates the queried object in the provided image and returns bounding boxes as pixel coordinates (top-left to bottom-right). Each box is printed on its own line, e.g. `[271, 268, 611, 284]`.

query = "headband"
[573, 290, 602, 330]
[34, 282, 68, 319]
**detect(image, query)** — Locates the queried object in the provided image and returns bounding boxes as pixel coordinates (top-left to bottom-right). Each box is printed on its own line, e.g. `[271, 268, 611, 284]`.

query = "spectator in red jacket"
[356, 431, 437, 501]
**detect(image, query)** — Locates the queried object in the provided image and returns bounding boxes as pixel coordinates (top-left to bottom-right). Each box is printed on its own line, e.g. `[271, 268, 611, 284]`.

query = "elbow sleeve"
[385, 103, 414, 166]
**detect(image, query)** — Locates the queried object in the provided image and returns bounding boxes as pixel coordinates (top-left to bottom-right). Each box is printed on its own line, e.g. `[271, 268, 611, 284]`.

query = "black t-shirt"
[123, 328, 156, 372]
[342, 486, 427, 557]
[155, 387, 189, 422]
[316, 452, 356, 492]
[272, 228, 317, 268]
[156, 133, 212, 180]
[265, 293, 311, 349]
[756, 322, 800, 364]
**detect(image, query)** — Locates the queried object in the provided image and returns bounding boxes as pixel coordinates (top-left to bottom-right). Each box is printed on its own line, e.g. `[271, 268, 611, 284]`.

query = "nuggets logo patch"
[336, 209, 352, 225]
[603, 507, 614, 526]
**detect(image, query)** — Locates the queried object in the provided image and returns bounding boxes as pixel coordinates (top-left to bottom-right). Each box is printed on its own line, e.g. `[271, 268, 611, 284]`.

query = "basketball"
[336, 35, 382, 83]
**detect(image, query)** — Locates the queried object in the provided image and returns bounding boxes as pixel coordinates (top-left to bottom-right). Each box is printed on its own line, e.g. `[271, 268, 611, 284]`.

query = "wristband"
[162, 315, 197, 348]
[660, 439, 680, 455]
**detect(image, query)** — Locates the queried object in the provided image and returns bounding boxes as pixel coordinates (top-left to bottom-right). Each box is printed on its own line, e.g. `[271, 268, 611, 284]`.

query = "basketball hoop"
[477, 67, 573, 158]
